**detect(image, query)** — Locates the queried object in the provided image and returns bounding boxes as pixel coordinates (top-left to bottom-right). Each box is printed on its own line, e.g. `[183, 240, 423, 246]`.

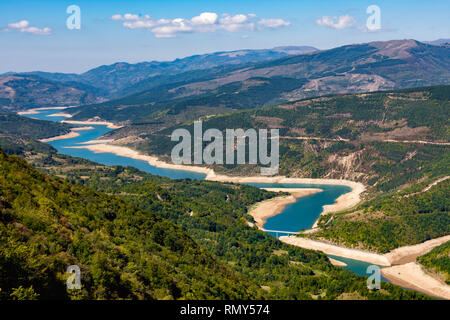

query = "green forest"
[0, 112, 73, 139]
[0, 147, 429, 300]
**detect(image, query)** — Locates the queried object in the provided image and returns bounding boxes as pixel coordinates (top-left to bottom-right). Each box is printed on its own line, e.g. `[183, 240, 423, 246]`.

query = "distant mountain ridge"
[67, 39, 450, 125]
[426, 38, 450, 45]
[5, 46, 317, 95]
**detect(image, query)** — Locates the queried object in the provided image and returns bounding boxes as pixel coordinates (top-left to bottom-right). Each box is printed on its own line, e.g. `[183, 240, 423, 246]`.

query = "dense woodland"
[0, 146, 429, 300]
[0, 150, 267, 300]
[0, 112, 73, 139]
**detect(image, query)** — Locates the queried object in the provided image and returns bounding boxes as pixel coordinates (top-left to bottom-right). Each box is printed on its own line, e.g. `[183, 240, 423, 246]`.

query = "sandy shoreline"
[65, 142, 366, 221]
[62, 119, 123, 129]
[63, 141, 366, 223]
[17, 106, 75, 115]
[384, 235, 450, 265]
[40, 131, 80, 142]
[280, 236, 392, 266]
[381, 262, 450, 300]
[249, 189, 322, 229]
[49, 112, 72, 117]
[329, 257, 348, 267]
[39, 126, 95, 142]
[208, 174, 366, 228]
[280, 235, 450, 267]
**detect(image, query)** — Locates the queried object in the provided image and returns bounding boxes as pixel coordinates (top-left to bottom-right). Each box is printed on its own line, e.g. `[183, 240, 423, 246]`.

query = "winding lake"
[26, 109, 382, 279]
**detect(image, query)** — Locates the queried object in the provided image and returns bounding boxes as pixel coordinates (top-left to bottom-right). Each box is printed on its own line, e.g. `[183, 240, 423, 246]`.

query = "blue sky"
[0, 0, 449, 73]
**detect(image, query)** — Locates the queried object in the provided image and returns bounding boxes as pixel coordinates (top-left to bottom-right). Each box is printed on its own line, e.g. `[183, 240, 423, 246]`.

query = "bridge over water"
[262, 229, 300, 239]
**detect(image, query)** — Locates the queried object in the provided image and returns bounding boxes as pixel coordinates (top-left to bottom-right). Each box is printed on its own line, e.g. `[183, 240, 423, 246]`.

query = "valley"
[1, 36, 448, 302]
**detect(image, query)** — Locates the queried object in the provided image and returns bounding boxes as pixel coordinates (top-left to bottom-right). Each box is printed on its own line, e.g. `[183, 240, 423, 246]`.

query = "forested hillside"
[0, 150, 263, 300]
[0, 143, 428, 300]
[0, 112, 73, 139]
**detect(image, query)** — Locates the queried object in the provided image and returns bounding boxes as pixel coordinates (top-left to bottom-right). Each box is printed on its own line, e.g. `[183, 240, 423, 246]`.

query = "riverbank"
[381, 262, 450, 300]
[48, 112, 72, 117]
[279, 235, 450, 299]
[66, 143, 215, 175]
[39, 126, 95, 142]
[279, 236, 392, 266]
[249, 188, 322, 229]
[17, 106, 75, 115]
[207, 174, 365, 227]
[279, 235, 450, 267]
[62, 119, 123, 129]
[65, 142, 366, 227]
[329, 257, 348, 267]
[384, 235, 450, 265]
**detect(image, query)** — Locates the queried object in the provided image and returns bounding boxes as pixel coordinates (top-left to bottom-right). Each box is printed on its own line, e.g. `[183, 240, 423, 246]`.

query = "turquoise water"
[328, 255, 388, 282]
[247, 183, 351, 232]
[31, 110, 206, 180]
[24, 109, 384, 277]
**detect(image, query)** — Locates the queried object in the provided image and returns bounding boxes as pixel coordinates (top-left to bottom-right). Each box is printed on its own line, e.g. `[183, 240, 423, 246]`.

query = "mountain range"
[1, 39, 449, 126]
[2, 46, 317, 95]
[66, 39, 450, 126]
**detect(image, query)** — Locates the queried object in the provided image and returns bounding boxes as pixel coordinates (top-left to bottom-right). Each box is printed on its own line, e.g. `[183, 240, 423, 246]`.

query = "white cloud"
[152, 19, 194, 38]
[6, 20, 52, 35]
[316, 15, 355, 29]
[110, 12, 290, 38]
[219, 14, 252, 32]
[124, 13, 141, 21]
[191, 12, 218, 25]
[8, 20, 30, 29]
[258, 18, 291, 28]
